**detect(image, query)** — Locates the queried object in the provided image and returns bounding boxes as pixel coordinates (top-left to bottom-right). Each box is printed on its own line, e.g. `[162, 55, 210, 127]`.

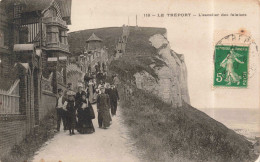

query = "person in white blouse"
[56, 88, 67, 131]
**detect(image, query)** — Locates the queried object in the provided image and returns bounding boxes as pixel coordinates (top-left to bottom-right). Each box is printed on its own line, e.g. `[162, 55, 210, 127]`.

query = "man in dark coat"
[96, 72, 103, 85]
[109, 85, 120, 116]
[56, 88, 67, 131]
[66, 91, 76, 135]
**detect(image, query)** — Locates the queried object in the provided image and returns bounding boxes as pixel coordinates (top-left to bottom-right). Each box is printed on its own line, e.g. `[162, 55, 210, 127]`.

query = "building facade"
[0, 0, 72, 157]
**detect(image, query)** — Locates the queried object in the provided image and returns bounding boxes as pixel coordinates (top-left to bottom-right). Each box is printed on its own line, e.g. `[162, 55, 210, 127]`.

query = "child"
[66, 91, 76, 135]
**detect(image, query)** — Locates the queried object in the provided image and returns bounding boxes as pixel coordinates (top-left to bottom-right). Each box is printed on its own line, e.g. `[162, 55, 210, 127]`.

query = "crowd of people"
[55, 78, 120, 136]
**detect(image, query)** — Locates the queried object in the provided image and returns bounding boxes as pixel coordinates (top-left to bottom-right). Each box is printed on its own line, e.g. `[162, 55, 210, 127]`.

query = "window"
[0, 55, 3, 76]
[14, 4, 22, 19]
[0, 30, 4, 47]
[46, 32, 51, 43]
[46, 26, 59, 45]
[59, 30, 62, 43]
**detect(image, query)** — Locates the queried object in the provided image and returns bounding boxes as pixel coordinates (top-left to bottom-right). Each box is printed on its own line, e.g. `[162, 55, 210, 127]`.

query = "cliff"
[134, 33, 190, 106]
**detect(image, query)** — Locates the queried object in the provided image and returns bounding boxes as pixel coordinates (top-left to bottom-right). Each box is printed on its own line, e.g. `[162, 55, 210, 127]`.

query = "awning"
[13, 44, 35, 52]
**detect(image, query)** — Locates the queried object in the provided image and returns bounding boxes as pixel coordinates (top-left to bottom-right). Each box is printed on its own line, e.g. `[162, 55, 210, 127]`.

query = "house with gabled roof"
[81, 33, 108, 78]
[0, 0, 72, 157]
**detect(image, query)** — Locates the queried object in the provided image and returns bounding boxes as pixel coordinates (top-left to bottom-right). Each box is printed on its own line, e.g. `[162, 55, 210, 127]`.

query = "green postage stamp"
[214, 45, 249, 88]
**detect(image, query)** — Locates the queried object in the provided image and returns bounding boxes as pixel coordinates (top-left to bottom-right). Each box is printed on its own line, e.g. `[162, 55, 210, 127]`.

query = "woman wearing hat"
[77, 93, 95, 134]
[64, 83, 73, 100]
[75, 83, 87, 106]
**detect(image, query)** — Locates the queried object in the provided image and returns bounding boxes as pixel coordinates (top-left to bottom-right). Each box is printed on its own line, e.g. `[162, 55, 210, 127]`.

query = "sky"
[69, 0, 259, 109]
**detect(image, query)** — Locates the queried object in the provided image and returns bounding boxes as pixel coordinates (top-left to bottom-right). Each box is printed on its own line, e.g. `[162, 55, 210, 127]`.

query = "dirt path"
[32, 104, 140, 162]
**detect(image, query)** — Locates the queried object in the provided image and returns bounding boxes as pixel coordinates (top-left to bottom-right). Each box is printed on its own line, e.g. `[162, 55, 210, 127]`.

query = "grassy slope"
[119, 84, 256, 162]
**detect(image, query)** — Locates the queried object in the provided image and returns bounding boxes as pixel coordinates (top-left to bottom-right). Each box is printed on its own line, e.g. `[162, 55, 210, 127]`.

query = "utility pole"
[136, 15, 138, 27]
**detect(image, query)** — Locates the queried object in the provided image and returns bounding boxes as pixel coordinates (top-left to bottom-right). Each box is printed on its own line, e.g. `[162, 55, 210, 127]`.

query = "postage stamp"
[214, 45, 249, 87]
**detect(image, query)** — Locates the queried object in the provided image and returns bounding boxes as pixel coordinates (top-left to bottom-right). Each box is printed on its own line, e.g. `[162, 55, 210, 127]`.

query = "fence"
[0, 80, 20, 114]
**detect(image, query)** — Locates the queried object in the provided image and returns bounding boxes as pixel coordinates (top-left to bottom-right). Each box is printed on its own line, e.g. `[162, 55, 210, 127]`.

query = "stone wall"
[0, 116, 27, 157]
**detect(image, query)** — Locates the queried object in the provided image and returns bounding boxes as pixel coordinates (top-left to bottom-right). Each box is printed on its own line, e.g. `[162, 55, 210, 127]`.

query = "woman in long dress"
[97, 86, 112, 129]
[77, 94, 95, 134]
[88, 79, 95, 103]
[220, 49, 244, 85]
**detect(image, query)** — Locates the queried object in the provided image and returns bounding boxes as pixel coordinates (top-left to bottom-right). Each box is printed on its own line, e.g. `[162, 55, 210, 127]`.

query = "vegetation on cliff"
[109, 55, 166, 80]
[109, 27, 167, 80]
[118, 83, 256, 162]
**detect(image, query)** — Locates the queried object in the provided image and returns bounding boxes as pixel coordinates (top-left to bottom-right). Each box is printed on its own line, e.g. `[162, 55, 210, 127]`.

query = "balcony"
[43, 17, 67, 29]
[46, 42, 69, 53]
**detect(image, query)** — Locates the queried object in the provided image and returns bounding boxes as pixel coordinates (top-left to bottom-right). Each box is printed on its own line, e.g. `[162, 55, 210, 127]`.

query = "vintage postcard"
[0, 0, 259, 162]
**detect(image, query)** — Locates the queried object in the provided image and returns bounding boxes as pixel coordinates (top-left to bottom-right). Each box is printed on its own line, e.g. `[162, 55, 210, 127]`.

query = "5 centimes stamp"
[214, 45, 249, 87]
[213, 29, 259, 88]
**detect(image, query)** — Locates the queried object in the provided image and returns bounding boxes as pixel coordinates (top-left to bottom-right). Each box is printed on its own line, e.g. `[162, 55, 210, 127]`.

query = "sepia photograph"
[0, 0, 259, 161]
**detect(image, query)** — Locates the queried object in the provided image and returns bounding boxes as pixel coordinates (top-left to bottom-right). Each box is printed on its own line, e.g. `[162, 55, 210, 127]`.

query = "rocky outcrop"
[134, 34, 190, 107]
